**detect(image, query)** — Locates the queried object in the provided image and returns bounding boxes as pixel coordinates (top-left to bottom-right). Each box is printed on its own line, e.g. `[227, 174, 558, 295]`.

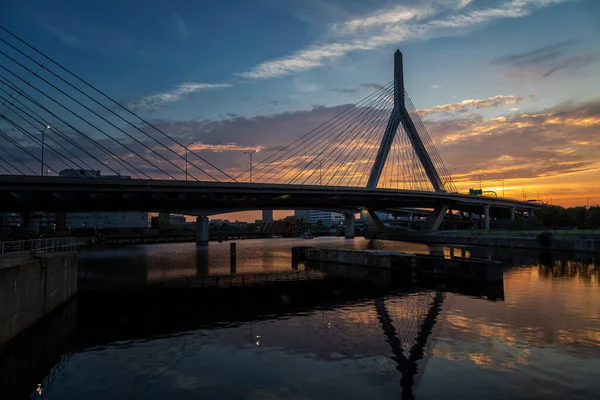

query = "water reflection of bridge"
[77, 286, 446, 399]
[150, 269, 327, 289]
[22, 257, 501, 399]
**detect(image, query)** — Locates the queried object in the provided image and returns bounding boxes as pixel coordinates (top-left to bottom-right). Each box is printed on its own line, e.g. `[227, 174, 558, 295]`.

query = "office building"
[303, 210, 344, 227]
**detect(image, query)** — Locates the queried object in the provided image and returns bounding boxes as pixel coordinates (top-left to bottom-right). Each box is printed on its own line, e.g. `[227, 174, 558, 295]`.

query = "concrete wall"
[373, 232, 600, 253]
[302, 247, 503, 283]
[0, 300, 77, 398]
[0, 252, 77, 351]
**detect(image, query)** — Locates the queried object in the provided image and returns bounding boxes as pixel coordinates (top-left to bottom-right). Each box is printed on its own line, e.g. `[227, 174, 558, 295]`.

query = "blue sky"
[1, 0, 600, 219]
[2, 0, 598, 119]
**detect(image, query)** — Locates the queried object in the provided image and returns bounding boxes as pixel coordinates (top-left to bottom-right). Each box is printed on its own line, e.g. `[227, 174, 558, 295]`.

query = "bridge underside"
[0, 176, 536, 217]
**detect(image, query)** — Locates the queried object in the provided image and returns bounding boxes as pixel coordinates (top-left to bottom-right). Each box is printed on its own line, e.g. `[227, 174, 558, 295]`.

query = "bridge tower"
[367, 50, 445, 193]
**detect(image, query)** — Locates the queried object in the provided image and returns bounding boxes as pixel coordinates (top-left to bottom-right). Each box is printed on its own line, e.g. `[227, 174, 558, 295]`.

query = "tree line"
[519, 206, 600, 230]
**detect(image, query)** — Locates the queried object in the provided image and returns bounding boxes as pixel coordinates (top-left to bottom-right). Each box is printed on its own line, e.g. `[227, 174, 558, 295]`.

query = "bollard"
[291, 247, 299, 270]
[230, 242, 237, 274]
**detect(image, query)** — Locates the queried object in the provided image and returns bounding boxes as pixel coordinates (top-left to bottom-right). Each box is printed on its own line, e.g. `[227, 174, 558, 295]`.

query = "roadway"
[0, 175, 538, 216]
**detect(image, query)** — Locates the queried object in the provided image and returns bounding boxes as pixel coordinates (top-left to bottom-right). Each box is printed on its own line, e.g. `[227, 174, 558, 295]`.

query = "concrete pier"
[230, 242, 237, 274]
[196, 216, 209, 246]
[344, 213, 355, 239]
[298, 247, 503, 283]
[0, 252, 78, 351]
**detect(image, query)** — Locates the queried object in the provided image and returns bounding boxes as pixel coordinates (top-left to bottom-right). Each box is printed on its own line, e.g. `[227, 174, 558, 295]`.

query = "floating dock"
[293, 247, 503, 283]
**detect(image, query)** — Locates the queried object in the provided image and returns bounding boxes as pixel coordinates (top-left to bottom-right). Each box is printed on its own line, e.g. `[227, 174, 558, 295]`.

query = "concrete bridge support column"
[484, 204, 490, 232]
[426, 205, 448, 231]
[344, 213, 355, 239]
[196, 216, 209, 246]
[158, 212, 170, 224]
[510, 207, 516, 221]
[21, 211, 43, 237]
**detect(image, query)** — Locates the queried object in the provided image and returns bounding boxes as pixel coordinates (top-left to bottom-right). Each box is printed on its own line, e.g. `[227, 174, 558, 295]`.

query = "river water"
[1, 237, 599, 399]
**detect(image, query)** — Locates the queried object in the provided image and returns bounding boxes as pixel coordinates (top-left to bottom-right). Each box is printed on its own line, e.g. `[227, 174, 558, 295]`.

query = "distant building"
[1, 212, 56, 232]
[66, 212, 148, 229]
[209, 219, 231, 226]
[358, 211, 393, 221]
[262, 209, 274, 222]
[294, 210, 345, 227]
[0, 212, 22, 233]
[304, 210, 344, 228]
[169, 215, 187, 225]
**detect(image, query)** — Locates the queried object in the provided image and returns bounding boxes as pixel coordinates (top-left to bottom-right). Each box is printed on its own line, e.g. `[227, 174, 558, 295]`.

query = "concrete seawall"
[0, 252, 78, 352]
[371, 233, 600, 253]
[299, 247, 503, 283]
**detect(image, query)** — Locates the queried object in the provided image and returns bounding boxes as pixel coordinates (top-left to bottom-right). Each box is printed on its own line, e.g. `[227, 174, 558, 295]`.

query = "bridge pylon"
[367, 50, 446, 192]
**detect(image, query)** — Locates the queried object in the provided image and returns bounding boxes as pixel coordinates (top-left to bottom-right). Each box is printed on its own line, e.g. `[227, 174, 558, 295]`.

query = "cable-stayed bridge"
[0, 26, 539, 242]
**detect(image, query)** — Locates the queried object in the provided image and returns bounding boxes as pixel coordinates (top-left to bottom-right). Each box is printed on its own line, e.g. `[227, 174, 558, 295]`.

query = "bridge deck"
[0, 175, 538, 215]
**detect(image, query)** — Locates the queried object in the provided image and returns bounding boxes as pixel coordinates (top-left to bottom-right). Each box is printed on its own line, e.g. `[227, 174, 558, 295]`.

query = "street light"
[244, 149, 259, 183]
[587, 198, 592, 207]
[185, 142, 193, 181]
[39, 125, 51, 176]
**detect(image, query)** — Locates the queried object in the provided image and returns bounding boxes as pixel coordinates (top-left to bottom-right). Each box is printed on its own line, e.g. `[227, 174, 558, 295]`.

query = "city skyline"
[1, 0, 599, 222]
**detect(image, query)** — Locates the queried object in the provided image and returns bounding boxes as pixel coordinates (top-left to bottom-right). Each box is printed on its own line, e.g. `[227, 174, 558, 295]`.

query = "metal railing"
[0, 237, 76, 268]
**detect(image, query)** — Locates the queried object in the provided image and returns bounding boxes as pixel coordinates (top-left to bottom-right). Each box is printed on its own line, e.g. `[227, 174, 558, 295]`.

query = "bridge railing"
[0, 237, 76, 268]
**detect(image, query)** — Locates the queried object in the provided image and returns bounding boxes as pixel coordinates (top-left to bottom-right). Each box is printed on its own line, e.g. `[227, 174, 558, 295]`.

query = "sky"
[1, 0, 599, 221]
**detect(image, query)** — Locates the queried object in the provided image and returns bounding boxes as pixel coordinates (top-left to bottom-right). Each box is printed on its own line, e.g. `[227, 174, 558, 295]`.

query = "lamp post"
[39, 125, 51, 176]
[587, 198, 592, 208]
[244, 149, 259, 183]
[500, 180, 505, 198]
[185, 142, 193, 181]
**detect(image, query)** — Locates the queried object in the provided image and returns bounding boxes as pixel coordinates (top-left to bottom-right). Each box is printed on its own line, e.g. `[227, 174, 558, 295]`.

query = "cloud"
[431, 85, 443, 89]
[418, 95, 526, 116]
[128, 97, 599, 185]
[237, 0, 572, 79]
[492, 38, 599, 79]
[172, 12, 190, 39]
[128, 83, 232, 110]
[425, 98, 600, 180]
[491, 39, 579, 66]
[37, 21, 140, 53]
[188, 143, 263, 153]
[457, 0, 474, 9]
[48, 26, 84, 48]
[541, 54, 598, 77]
[329, 82, 386, 94]
[330, 4, 427, 36]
